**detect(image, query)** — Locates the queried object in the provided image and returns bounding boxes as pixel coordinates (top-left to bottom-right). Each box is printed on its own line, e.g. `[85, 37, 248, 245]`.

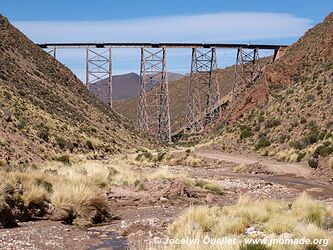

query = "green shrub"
[326, 121, 333, 129]
[55, 155, 70, 165]
[290, 141, 304, 150]
[279, 134, 289, 143]
[156, 151, 167, 162]
[325, 132, 332, 139]
[36, 178, 53, 193]
[305, 245, 320, 250]
[3, 91, 11, 99]
[86, 140, 94, 150]
[303, 129, 320, 146]
[319, 131, 327, 140]
[265, 118, 281, 128]
[314, 145, 333, 157]
[37, 128, 50, 142]
[296, 152, 306, 162]
[256, 136, 271, 150]
[300, 117, 307, 124]
[55, 137, 74, 152]
[135, 151, 153, 161]
[240, 126, 253, 139]
[305, 94, 315, 102]
[17, 119, 27, 130]
[33, 70, 41, 77]
[307, 158, 318, 169]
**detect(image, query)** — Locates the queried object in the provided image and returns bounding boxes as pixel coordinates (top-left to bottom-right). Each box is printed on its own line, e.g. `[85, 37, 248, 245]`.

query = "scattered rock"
[159, 196, 168, 202]
[205, 193, 214, 203]
[245, 226, 256, 235]
[245, 226, 266, 238]
[279, 233, 293, 239]
[0, 201, 18, 228]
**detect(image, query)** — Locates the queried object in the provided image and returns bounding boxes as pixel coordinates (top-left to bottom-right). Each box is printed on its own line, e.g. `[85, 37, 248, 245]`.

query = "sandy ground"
[197, 151, 312, 178]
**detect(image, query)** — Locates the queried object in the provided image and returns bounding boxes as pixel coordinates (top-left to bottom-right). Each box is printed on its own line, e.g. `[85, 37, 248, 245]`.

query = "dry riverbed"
[1, 150, 332, 249]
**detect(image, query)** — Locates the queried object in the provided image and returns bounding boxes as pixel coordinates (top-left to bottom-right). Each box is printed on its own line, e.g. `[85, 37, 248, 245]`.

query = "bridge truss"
[185, 48, 220, 134]
[233, 48, 261, 97]
[86, 48, 112, 108]
[139, 48, 171, 143]
[39, 42, 287, 142]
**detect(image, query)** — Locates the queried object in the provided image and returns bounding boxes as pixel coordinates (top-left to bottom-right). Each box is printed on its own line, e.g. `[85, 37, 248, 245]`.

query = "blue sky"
[1, 0, 332, 80]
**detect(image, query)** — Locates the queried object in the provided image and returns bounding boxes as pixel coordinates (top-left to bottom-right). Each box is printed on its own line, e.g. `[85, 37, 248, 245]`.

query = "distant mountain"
[168, 72, 185, 81]
[89, 72, 140, 102]
[89, 72, 184, 102]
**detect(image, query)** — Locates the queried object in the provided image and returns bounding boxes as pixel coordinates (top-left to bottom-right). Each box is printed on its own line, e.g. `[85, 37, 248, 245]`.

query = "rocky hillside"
[0, 15, 155, 166]
[208, 12, 333, 179]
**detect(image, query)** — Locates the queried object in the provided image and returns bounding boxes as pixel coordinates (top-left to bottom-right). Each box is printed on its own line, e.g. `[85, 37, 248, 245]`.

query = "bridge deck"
[37, 42, 288, 50]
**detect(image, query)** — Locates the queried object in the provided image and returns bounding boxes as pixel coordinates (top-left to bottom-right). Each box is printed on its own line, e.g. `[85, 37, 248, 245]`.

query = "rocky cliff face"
[209, 12, 333, 180]
[231, 12, 333, 120]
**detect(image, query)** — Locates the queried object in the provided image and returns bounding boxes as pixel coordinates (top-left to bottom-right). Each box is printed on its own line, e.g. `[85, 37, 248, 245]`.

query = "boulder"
[0, 200, 18, 228]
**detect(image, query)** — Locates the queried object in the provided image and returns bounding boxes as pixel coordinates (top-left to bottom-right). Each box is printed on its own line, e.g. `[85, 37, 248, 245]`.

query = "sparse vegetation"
[308, 158, 319, 169]
[256, 136, 271, 150]
[265, 118, 281, 129]
[240, 125, 253, 139]
[51, 180, 109, 226]
[190, 178, 224, 195]
[54, 155, 70, 164]
[0, 161, 115, 226]
[168, 194, 333, 249]
[233, 163, 246, 173]
[314, 144, 333, 157]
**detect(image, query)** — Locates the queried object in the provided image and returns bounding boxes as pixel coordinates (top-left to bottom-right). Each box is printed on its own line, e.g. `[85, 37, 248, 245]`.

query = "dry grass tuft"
[233, 163, 246, 173]
[168, 193, 333, 249]
[146, 167, 180, 180]
[23, 185, 49, 207]
[0, 184, 6, 203]
[0, 160, 114, 225]
[187, 178, 224, 195]
[51, 179, 109, 226]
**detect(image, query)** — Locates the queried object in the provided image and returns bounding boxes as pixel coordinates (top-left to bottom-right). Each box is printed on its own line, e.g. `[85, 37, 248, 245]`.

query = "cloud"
[13, 12, 311, 81]
[14, 12, 312, 43]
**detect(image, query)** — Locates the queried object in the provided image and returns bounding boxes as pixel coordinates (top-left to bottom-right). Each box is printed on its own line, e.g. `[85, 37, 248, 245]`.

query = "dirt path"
[197, 151, 312, 178]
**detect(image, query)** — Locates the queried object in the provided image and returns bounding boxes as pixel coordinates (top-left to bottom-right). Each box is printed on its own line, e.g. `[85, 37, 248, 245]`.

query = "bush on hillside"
[308, 158, 319, 168]
[240, 125, 253, 140]
[256, 136, 271, 150]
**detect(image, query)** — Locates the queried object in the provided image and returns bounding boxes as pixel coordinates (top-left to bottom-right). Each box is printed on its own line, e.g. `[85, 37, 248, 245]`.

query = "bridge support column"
[273, 47, 286, 62]
[185, 48, 220, 134]
[45, 47, 56, 58]
[138, 48, 171, 143]
[86, 47, 112, 108]
[233, 48, 260, 98]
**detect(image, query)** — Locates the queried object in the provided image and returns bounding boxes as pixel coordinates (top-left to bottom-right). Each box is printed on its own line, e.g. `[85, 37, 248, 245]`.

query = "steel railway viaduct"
[38, 42, 288, 143]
